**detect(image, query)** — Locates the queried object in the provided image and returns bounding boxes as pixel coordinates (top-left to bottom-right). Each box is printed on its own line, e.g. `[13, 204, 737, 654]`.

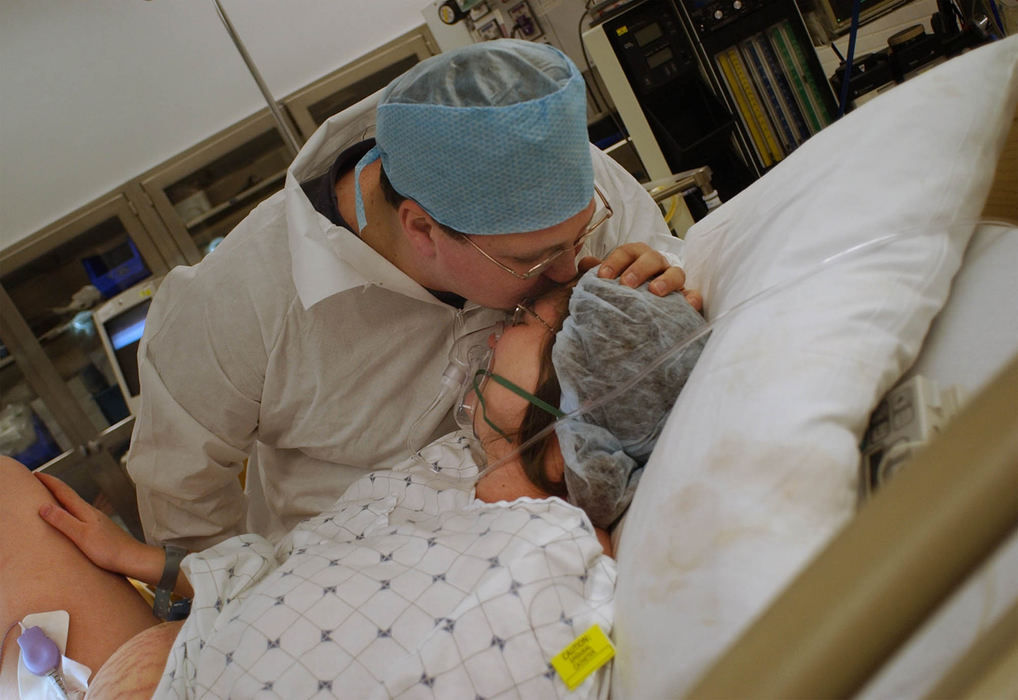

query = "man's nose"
[541, 250, 578, 283]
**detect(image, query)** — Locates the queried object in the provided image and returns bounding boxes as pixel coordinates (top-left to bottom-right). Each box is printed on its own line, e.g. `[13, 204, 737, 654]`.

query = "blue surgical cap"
[552, 270, 708, 528]
[355, 39, 594, 235]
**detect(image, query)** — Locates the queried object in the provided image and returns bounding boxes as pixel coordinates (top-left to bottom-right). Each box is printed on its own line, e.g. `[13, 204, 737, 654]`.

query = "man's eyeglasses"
[462, 186, 613, 280]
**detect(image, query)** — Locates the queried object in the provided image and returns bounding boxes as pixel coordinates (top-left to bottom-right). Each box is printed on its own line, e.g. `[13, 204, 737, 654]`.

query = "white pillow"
[612, 36, 1018, 699]
[902, 222, 1018, 394]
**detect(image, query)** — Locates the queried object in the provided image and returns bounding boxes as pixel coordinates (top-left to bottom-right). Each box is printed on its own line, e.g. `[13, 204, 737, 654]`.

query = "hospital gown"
[155, 432, 616, 699]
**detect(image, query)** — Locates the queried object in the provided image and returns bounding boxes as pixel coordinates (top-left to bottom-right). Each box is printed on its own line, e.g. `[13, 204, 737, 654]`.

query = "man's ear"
[399, 200, 440, 259]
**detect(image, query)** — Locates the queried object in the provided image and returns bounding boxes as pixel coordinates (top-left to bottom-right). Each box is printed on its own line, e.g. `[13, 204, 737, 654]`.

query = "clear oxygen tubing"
[404, 323, 504, 458]
[427, 217, 1009, 491]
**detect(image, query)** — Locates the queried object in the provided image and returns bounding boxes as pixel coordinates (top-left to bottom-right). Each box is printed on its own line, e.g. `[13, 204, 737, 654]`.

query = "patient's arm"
[0, 457, 160, 691]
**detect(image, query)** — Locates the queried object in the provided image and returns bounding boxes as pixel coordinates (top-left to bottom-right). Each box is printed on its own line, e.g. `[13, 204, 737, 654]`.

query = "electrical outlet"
[860, 374, 965, 498]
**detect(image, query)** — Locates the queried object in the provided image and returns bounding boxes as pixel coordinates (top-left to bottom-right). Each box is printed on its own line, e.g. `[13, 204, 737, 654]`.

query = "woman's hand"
[36, 473, 161, 582]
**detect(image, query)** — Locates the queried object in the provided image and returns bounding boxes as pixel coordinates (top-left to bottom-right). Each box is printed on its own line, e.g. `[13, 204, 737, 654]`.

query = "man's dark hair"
[377, 163, 405, 211]
[378, 164, 467, 241]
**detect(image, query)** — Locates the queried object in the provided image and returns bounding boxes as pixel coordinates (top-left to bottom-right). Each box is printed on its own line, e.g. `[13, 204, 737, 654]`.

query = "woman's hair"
[511, 290, 572, 499]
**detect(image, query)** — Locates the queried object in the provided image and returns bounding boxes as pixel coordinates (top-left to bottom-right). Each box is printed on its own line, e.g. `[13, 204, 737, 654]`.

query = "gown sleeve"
[127, 202, 289, 550]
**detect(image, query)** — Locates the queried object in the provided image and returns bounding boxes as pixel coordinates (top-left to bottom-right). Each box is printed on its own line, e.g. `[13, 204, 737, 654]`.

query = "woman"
[0, 270, 706, 698]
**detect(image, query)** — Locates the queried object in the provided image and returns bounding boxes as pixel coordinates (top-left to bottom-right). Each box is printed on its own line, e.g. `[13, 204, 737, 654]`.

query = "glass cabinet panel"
[141, 113, 293, 264]
[0, 347, 72, 469]
[285, 28, 438, 138]
[1, 198, 167, 436]
[306, 55, 419, 129]
[0, 353, 106, 512]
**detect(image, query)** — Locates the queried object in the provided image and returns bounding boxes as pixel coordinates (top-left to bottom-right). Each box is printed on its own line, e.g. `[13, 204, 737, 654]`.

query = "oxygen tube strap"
[481, 370, 567, 418]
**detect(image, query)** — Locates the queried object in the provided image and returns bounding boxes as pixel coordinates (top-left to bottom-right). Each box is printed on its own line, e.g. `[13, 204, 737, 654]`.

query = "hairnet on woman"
[554, 270, 707, 526]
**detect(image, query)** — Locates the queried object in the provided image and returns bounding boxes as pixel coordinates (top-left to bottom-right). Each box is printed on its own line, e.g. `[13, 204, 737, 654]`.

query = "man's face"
[434, 197, 596, 310]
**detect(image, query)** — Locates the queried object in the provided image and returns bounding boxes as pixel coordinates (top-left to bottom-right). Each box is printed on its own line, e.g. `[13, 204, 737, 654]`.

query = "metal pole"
[211, 0, 302, 158]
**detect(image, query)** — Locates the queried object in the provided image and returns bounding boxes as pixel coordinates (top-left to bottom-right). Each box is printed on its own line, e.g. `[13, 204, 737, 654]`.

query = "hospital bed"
[609, 35, 1017, 698]
[52, 37, 1013, 699]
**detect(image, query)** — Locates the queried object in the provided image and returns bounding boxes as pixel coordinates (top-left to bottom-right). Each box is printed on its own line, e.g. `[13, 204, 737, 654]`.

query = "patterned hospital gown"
[154, 432, 616, 699]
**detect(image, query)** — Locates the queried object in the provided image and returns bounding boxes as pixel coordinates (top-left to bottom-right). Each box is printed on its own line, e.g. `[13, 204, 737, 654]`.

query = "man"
[128, 39, 697, 549]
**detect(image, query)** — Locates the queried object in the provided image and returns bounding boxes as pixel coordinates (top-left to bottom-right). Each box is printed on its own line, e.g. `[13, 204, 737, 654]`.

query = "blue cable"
[837, 0, 864, 118]
[985, 0, 1006, 35]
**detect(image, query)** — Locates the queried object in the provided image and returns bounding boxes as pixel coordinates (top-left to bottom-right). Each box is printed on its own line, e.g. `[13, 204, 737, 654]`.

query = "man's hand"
[36, 472, 161, 583]
[579, 242, 703, 311]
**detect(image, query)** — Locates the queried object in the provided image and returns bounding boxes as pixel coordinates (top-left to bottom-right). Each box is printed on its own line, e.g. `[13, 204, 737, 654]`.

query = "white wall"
[0, 0, 430, 250]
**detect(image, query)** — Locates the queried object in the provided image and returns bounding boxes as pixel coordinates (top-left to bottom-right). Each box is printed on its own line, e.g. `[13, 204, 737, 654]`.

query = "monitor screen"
[635, 22, 664, 47]
[102, 298, 152, 398]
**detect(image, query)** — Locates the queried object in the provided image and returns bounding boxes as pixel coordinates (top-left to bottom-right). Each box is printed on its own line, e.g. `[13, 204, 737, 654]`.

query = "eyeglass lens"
[522, 195, 609, 276]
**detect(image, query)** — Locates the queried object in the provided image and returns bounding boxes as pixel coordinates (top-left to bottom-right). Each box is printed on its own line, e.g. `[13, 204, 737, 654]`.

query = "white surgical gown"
[127, 90, 683, 550]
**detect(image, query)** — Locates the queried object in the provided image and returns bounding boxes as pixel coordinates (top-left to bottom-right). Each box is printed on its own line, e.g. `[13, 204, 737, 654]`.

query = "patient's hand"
[580, 242, 703, 310]
[36, 473, 162, 586]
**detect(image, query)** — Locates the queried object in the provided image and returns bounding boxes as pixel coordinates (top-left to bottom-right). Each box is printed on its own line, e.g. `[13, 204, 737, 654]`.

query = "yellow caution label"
[615, 25, 628, 36]
[551, 624, 615, 690]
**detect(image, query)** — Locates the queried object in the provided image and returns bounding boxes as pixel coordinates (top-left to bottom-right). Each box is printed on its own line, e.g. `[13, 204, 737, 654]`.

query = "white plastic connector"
[702, 191, 723, 211]
[860, 375, 966, 498]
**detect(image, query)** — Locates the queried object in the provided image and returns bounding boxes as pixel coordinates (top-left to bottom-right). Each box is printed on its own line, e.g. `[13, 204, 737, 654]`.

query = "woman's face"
[470, 290, 568, 454]
[470, 289, 569, 501]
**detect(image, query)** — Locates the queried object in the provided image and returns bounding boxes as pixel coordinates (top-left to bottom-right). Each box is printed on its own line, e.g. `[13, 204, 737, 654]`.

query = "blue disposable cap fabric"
[355, 39, 594, 235]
